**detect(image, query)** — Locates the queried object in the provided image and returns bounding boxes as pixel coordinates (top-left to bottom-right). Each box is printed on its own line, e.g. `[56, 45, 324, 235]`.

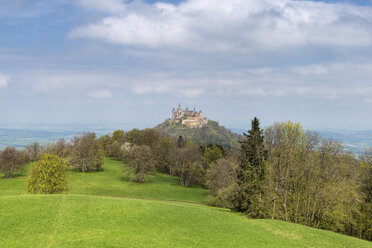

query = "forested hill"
[155, 120, 241, 148]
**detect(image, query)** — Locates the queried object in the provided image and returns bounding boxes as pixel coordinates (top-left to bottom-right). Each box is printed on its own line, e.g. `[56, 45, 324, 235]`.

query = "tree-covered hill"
[154, 120, 241, 148]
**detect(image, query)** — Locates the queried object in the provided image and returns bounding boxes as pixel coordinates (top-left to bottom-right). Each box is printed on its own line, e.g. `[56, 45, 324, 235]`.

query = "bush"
[27, 154, 70, 194]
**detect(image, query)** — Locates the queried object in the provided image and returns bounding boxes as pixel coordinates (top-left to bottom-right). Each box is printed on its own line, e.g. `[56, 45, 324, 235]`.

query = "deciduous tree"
[0, 147, 26, 178]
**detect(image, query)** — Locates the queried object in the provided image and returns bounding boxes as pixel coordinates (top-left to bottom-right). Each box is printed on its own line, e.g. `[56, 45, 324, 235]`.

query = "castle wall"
[170, 106, 208, 128]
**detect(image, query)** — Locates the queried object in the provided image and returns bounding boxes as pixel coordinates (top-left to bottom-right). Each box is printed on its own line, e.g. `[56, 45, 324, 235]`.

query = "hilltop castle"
[169, 104, 208, 128]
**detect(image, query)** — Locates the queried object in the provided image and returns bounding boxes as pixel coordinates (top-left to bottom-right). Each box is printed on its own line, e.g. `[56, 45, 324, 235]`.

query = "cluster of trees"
[204, 119, 372, 241]
[155, 120, 240, 148]
[0, 133, 105, 193]
[99, 128, 225, 187]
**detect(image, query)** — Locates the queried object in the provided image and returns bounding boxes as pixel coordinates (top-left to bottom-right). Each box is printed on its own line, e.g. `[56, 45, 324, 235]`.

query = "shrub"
[27, 154, 69, 194]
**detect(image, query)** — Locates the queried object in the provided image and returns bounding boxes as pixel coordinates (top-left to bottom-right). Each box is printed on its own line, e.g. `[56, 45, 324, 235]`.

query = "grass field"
[0, 158, 371, 248]
[0, 158, 209, 203]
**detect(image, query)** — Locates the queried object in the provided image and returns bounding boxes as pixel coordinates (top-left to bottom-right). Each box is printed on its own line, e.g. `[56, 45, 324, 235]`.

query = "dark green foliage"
[155, 120, 240, 148]
[230, 117, 267, 217]
[27, 154, 69, 194]
[0, 147, 26, 178]
[201, 144, 225, 168]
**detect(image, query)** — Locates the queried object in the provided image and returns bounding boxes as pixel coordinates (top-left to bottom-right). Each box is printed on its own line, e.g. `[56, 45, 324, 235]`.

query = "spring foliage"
[27, 154, 69, 194]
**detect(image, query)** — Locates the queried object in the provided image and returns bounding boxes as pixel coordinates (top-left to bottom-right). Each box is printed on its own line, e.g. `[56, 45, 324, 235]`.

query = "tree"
[125, 145, 155, 183]
[205, 158, 238, 207]
[45, 139, 70, 158]
[202, 144, 225, 168]
[152, 136, 173, 173]
[112, 130, 125, 143]
[230, 117, 267, 217]
[169, 144, 204, 187]
[70, 133, 105, 172]
[27, 154, 69, 194]
[0, 147, 26, 178]
[24, 142, 42, 162]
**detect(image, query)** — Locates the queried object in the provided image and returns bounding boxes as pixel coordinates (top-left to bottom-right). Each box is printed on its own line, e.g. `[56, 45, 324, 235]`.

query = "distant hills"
[231, 128, 372, 154]
[1, 124, 371, 154]
[155, 120, 241, 148]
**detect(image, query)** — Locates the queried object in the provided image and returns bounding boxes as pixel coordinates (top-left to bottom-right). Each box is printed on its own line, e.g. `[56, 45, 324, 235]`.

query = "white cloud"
[70, 0, 372, 51]
[0, 73, 9, 88]
[88, 89, 112, 99]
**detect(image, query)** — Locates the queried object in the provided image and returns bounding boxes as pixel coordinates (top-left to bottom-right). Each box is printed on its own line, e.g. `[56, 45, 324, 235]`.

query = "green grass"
[69, 158, 209, 203]
[0, 158, 209, 203]
[0, 158, 371, 247]
[1, 194, 371, 248]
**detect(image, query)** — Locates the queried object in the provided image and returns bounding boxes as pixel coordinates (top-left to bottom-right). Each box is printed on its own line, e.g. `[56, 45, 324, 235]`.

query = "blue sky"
[1, 0, 372, 130]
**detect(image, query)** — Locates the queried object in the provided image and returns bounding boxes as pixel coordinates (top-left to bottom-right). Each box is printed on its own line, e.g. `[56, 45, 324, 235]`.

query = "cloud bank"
[70, 0, 372, 51]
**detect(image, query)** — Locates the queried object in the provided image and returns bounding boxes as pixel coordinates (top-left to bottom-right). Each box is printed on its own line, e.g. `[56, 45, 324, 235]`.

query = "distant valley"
[1, 126, 371, 155]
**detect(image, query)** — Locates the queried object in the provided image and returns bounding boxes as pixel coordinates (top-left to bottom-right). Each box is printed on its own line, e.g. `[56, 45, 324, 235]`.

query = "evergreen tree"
[230, 117, 267, 217]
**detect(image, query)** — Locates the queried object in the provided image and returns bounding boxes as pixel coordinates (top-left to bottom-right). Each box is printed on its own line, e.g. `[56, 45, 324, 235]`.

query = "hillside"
[1, 158, 371, 247]
[155, 120, 241, 148]
[1, 195, 371, 248]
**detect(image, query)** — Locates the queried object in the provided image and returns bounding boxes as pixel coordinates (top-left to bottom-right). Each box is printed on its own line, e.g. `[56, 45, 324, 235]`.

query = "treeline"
[204, 119, 372, 241]
[0, 121, 371, 241]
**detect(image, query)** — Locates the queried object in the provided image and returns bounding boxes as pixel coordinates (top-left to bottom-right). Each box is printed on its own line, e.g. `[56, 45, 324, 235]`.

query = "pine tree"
[230, 117, 267, 217]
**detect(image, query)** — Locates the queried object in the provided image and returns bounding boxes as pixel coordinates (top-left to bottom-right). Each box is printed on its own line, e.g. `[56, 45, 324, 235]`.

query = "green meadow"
[0, 158, 371, 248]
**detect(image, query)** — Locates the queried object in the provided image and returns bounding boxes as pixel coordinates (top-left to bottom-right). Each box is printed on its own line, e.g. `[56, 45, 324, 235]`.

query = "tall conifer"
[230, 117, 267, 217]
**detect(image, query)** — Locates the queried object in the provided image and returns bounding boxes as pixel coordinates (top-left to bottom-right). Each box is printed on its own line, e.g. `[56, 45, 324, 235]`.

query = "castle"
[169, 104, 208, 128]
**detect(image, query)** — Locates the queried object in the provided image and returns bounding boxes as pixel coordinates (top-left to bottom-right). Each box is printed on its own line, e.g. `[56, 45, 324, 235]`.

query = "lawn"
[0, 158, 371, 248]
[0, 158, 209, 203]
[1, 194, 371, 248]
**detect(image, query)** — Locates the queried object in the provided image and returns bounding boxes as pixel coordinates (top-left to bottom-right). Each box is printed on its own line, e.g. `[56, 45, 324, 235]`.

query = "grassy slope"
[1, 195, 371, 248]
[0, 158, 371, 248]
[0, 158, 209, 203]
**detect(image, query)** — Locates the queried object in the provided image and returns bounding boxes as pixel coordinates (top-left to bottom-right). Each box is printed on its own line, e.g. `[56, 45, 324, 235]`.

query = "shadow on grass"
[70, 167, 105, 173]
[0, 172, 27, 179]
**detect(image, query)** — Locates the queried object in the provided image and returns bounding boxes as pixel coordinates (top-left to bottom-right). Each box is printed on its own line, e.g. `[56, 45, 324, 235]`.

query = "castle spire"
[177, 103, 181, 111]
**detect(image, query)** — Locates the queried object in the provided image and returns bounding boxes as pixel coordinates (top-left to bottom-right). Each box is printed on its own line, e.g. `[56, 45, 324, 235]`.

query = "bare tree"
[125, 145, 155, 183]
[0, 147, 26, 178]
[70, 133, 105, 172]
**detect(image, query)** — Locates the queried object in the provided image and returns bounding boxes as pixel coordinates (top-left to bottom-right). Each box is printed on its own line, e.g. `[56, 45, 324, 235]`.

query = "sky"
[0, 0, 372, 130]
